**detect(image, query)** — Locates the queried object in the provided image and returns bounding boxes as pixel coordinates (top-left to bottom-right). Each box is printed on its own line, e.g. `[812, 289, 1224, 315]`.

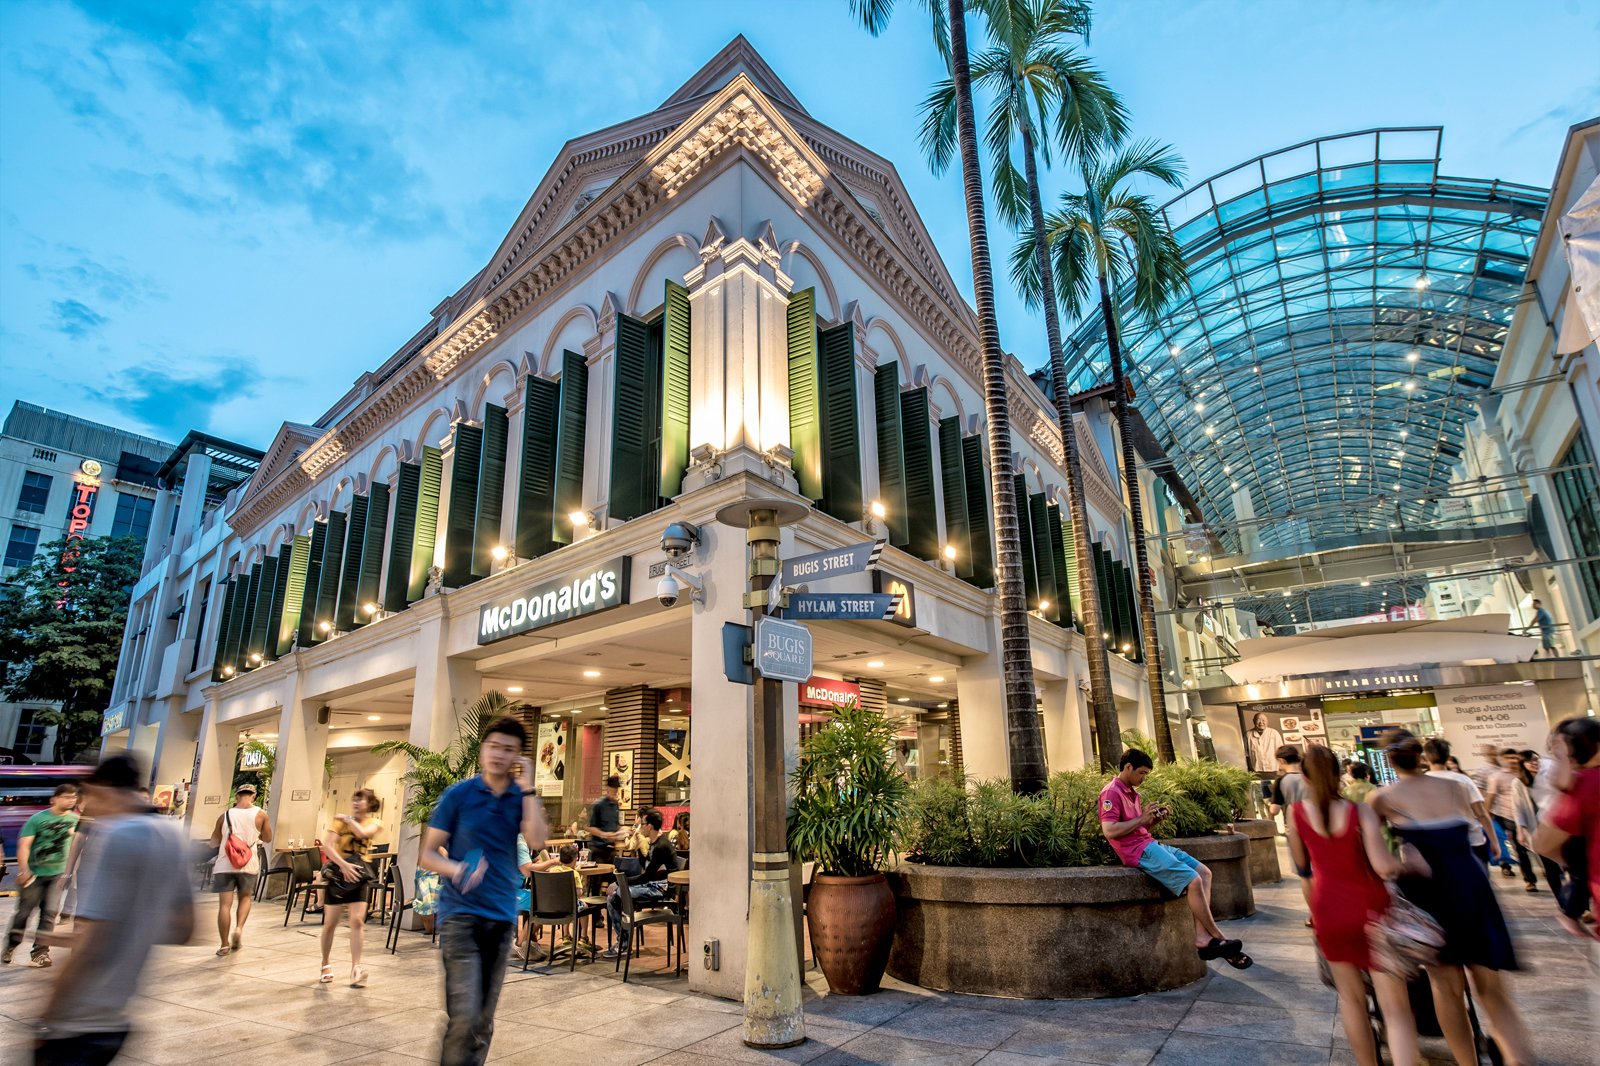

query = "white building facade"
[107, 41, 1157, 999]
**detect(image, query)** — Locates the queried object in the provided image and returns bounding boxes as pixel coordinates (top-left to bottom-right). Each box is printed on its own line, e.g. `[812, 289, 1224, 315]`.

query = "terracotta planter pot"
[807, 872, 897, 995]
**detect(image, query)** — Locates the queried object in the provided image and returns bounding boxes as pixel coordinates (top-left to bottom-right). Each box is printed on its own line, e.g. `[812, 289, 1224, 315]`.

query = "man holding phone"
[420, 715, 548, 1066]
[1099, 749, 1249, 967]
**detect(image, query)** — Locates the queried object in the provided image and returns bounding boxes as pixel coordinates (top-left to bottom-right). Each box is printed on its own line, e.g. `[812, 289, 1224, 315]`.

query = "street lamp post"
[716, 498, 807, 1049]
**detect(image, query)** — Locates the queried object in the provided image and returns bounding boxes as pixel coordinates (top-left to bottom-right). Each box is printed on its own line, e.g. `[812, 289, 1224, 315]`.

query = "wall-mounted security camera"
[661, 521, 700, 559]
[657, 568, 704, 608]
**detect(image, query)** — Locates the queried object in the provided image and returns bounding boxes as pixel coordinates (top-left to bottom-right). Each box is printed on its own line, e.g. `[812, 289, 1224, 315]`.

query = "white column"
[141, 490, 177, 570]
[188, 695, 236, 835]
[1040, 678, 1086, 771]
[151, 700, 200, 797]
[954, 615, 1009, 781]
[433, 429, 457, 574]
[174, 452, 213, 538]
[266, 673, 330, 846]
[501, 381, 525, 554]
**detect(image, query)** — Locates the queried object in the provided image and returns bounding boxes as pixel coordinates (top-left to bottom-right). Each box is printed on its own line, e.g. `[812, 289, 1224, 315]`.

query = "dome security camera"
[657, 572, 682, 608]
[655, 566, 703, 607]
[661, 521, 700, 559]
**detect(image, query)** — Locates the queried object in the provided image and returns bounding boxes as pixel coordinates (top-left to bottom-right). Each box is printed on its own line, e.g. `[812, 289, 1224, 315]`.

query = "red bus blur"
[1, 765, 90, 860]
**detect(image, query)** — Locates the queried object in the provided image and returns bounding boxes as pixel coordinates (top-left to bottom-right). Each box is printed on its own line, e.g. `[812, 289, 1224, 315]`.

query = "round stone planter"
[885, 863, 1207, 999]
[1164, 832, 1254, 920]
[1236, 818, 1282, 885]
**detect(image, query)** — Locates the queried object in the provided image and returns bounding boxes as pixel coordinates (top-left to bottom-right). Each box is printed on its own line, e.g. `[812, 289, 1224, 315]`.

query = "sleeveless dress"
[1392, 818, 1517, 971]
[1292, 801, 1390, 968]
[323, 816, 380, 905]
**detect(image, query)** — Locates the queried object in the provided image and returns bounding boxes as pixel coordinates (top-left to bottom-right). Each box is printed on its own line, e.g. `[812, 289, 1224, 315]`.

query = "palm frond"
[918, 77, 960, 175]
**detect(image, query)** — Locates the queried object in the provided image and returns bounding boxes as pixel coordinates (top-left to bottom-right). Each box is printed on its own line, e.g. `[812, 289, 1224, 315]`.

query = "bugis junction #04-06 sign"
[478, 557, 630, 644]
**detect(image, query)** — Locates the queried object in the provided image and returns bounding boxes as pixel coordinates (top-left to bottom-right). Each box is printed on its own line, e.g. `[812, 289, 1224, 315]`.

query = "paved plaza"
[1, 858, 1595, 1066]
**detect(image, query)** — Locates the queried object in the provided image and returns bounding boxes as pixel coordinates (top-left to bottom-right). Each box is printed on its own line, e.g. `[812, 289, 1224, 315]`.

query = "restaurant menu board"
[606, 750, 634, 809]
[1435, 684, 1550, 771]
[535, 719, 568, 797]
[1238, 698, 1326, 774]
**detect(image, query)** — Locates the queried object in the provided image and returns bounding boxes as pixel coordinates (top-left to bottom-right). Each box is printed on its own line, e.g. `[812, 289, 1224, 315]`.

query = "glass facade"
[1058, 128, 1548, 625]
[109, 492, 155, 541]
[16, 470, 52, 514]
[1552, 431, 1600, 617]
[3, 523, 40, 569]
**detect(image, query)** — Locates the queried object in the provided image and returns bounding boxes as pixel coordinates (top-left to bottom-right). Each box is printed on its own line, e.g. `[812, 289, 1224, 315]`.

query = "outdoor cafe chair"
[365, 853, 398, 922]
[525, 871, 597, 973]
[283, 848, 325, 926]
[612, 870, 684, 982]
[257, 845, 293, 900]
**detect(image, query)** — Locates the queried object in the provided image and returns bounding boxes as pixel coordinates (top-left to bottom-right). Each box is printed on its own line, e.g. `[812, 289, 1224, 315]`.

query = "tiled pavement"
[1, 850, 1595, 1066]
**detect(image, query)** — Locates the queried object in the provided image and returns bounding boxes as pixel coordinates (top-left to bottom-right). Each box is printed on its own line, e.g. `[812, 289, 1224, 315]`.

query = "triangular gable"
[237, 421, 321, 509]
[659, 35, 809, 115]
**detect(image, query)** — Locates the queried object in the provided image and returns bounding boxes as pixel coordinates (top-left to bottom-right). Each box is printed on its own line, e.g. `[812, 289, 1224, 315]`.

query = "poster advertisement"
[1238, 698, 1324, 774]
[1435, 685, 1550, 771]
[535, 719, 569, 797]
[606, 749, 634, 809]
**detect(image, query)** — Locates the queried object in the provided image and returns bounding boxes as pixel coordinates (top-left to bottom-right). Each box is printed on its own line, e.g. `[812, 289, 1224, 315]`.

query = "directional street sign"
[754, 616, 813, 682]
[786, 592, 901, 621]
[779, 539, 884, 588]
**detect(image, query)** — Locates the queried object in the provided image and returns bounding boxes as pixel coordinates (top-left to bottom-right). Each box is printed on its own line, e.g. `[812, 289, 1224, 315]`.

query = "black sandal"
[1197, 937, 1242, 960]
[1225, 952, 1254, 969]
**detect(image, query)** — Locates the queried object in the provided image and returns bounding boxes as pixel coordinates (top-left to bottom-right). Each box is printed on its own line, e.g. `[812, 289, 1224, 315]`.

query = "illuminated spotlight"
[1406, 350, 1420, 362]
[248, 652, 262, 664]
[1038, 599, 1051, 612]
[1360, 580, 1371, 587]
[569, 511, 590, 528]
[1120, 642, 1132, 653]
[223, 665, 236, 677]
[1170, 344, 1181, 356]
[942, 544, 957, 562]
[1231, 481, 1240, 490]
[869, 500, 887, 520]
[1204, 425, 1216, 436]
[1223, 465, 1232, 474]
[1404, 380, 1417, 392]
[1193, 401, 1205, 413]
[363, 602, 379, 615]
[491, 545, 509, 562]
[1414, 272, 1431, 290]
[1399, 429, 1409, 438]
[318, 620, 332, 633]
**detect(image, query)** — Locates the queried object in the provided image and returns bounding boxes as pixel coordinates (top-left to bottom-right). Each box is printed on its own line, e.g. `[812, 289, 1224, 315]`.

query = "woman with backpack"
[317, 788, 383, 987]
[208, 783, 270, 956]
[1285, 745, 1416, 1066]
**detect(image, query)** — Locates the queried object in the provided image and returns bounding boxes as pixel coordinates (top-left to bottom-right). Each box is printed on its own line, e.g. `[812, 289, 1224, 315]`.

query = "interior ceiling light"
[1223, 465, 1232, 474]
[1193, 401, 1205, 413]
[867, 660, 884, 669]
[1414, 272, 1431, 290]
[896, 697, 911, 703]
[1204, 425, 1216, 436]
[506, 686, 523, 693]
[1406, 350, 1420, 362]
[1404, 380, 1417, 392]
[929, 676, 945, 684]
[367, 715, 381, 721]
[1231, 481, 1241, 490]
[1170, 344, 1181, 356]
[583, 670, 601, 678]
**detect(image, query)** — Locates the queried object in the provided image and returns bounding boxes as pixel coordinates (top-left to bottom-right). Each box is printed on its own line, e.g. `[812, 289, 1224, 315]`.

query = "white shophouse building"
[108, 40, 1161, 999]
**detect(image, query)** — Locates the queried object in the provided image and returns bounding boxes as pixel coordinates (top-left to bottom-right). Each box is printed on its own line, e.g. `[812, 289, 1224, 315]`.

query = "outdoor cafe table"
[666, 870, 690, 885]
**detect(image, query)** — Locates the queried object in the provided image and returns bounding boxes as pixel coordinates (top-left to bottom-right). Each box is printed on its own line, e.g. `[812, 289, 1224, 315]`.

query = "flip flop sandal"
[351, 967, 368, 988]
[1225, 952, 1254, 969]
[1196, 939, 1228, 960]
[215, 947, 231, 956]
[319, 965, 334, 984]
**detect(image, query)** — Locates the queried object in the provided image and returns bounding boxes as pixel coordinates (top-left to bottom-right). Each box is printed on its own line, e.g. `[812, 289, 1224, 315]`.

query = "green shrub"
[903, 760, 1249, 868]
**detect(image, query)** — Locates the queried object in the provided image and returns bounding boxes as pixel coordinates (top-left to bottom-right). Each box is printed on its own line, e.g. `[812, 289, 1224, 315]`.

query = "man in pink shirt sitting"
[1099, 748, 1249, 967]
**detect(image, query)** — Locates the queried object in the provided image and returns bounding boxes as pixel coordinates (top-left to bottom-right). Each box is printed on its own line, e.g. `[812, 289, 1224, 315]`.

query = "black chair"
[384, 864, 411, 954]
[525, 871, 594, 973]
[365, 853, 398, 922]
[611, 870, 684, 983]
[283, 850, 324, 926]
[257, 846, 293, 900]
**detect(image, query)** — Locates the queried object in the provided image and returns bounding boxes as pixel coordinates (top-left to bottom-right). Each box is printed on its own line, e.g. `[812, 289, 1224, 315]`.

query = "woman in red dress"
[1286, 745, 1417, 1066]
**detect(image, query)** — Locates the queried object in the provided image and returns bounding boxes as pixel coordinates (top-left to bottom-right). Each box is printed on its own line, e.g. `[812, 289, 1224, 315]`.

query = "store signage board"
[787, 592, 900, 621]
[1435, 684, 1550, 772]
[800, 676, 861, 708]
[780, 540, 883, 588]
[873, 572, 917, 628]
[101, 706, 127, 735]
[755, 617, 812, 682]
[478, 557, 630, 644]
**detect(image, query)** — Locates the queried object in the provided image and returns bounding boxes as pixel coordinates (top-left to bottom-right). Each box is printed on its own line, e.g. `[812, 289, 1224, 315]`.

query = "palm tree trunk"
[1097, 272, 1175, 763]
[949, 0, 1046, 794]
[1021, 127, 1120, 771]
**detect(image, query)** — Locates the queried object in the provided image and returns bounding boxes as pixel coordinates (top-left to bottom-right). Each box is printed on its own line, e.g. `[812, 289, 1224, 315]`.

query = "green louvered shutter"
[223, 571, 249, 674]
[298, 521, 329, 646]
[900, 389, 938, 560]
[961, 435, 994, 588]
[278, 535, 310, 655]
[938, 417, 971, 579]
[516, 376, 560, 559]
[1117, 562, 1142, 660]
[1029, 493, 1060, 623]
[1060, 516, 1083, 626]
[818, 322, 863, 522]
[1046, 510, 1072, 629]
[407, 447, 443, 601]
[553, 351, 588, 546]
[210, 579, 237, 681]
[1012, 475, 1039, 609]
[787, 288, 822, 500]
[445, 424, 482, 588]
[240, 562, 266, 662]
[385, 464, 419, 612]
[312, 511, 346, 641]
[472, 405, 508, 579]
[610, 315, 654, 522]
[262, 547, 292, 659]
[875, 364, 909, 547]
[353, 483, 387, 624]
[1093, 544, 1121, 650]
[335, 494, 368, 629]
[660, 281, 691, 500]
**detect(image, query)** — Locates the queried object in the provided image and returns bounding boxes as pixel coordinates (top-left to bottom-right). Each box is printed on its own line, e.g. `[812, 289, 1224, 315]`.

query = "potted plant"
[787, 700, 910, 995]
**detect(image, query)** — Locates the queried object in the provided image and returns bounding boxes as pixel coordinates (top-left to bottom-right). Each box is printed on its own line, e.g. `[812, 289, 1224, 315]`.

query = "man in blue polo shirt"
[421, 715, 547, 1066]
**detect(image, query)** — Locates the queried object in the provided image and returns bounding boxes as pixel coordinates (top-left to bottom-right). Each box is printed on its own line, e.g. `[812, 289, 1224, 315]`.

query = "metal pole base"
[742, 871, 805, 1048]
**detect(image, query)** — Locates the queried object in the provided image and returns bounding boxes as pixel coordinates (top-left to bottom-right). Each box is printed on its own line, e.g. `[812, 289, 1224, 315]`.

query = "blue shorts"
[1137, 842, 1203, 896]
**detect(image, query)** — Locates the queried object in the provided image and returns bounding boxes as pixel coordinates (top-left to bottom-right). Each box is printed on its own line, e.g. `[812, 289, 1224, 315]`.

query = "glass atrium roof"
[1059, 129, 1547, 576]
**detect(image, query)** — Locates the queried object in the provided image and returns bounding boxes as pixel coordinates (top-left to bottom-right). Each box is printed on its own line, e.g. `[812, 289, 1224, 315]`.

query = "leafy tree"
[922, 0, 1126, 768]
[852, 0, 1048, 793]
[0, 534, 142, 762]
[1013, 137, 1190, 763]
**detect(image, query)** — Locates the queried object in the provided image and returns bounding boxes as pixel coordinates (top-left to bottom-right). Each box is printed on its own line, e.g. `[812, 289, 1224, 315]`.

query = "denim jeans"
[605, 881, 667, 941]
[7, 875, 63, 953]
[438, 915, 513, 1066]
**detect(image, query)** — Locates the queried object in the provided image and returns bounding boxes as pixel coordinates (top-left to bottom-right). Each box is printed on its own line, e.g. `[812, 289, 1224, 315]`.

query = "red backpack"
[223, 809, 252, 869]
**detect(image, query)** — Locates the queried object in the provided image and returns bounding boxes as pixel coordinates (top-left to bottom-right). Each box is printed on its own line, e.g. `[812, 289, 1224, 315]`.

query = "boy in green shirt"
[4, 784, 80, 967]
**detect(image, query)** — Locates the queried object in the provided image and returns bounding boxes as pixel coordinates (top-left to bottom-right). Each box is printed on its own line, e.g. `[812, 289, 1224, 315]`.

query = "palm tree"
[921, 0, 1127, 770]
[1012, 138, 1189, 763]
[372, 690, 519, 825]
[853, 0, 1047, 793]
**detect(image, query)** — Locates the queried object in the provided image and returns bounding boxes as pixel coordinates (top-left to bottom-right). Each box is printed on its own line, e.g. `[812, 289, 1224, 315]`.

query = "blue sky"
[2, 0, 1596, 449]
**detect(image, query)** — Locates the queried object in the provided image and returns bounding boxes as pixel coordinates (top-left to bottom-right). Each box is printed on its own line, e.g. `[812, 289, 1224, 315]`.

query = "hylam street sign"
[754, 616, 813, 683]
[779, 539, 884, 589]
[785, 592, 900, 621]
